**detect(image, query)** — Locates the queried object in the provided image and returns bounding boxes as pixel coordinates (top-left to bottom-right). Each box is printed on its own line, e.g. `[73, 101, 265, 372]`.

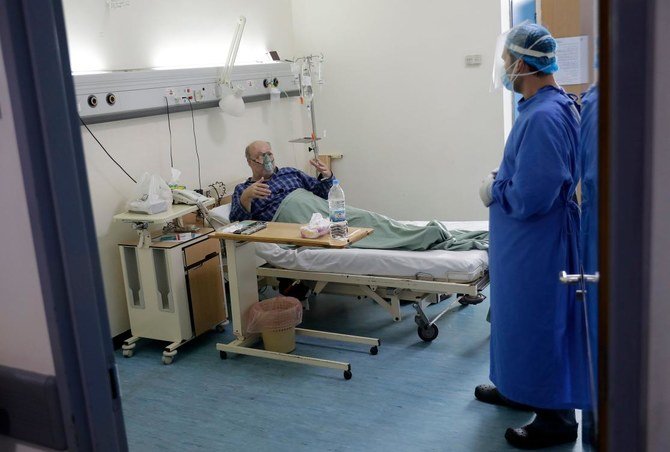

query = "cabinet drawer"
[183, 237, 220, 267]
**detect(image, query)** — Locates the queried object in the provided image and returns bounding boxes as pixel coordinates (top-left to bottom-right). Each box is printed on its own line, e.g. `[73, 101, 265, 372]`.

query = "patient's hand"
[240, 178, 272, 211]
[310, 159, 332, 179]
[244, 178, 272, 200]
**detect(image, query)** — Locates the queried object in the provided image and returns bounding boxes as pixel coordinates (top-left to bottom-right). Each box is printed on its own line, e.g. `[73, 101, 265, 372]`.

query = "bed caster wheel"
[162, 356, 174, 365]
[122, 349, 133, 358]
[215, 324, 225, 333]
[418, 324, 439, 342]
[343, 370, 352, 380]
[219, 351, 228, 360]
[459, 294, 486, 306]
[369, 346, 378, 355]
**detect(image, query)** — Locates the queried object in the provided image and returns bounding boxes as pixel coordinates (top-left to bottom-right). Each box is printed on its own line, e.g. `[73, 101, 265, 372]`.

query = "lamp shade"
[219, 92, 245, 117]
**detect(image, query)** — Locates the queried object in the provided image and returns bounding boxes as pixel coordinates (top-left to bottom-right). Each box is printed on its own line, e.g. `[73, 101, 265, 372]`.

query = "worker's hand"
[479, 173, 495, 207]
[310, 158, 332, 179]
[243, 177, 272, 201]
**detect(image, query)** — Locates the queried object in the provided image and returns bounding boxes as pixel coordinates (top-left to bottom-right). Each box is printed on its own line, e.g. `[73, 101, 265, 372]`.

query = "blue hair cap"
[506, 23, 559, 74]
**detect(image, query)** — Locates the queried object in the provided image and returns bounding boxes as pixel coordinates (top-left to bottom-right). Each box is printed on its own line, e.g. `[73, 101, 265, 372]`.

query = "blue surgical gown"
[489, 85, 591, 409]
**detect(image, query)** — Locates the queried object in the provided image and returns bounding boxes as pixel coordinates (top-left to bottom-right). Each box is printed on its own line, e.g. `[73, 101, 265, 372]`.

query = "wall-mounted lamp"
[218, 16, 246, 116]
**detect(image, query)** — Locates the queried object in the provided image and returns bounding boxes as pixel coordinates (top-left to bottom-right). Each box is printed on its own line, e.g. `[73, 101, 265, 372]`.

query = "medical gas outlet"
[75, 62, 299, 121]
[263, 77, 279, 88]
[166, 86, 210, 104]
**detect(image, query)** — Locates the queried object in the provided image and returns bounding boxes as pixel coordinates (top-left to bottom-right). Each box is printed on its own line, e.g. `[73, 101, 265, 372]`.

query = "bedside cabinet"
[118, 228, 227, 364]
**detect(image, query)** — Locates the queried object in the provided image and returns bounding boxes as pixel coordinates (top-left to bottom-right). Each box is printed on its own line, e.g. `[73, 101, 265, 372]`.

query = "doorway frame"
[599, 0, 655, 450]
[0, 0, 127, 450]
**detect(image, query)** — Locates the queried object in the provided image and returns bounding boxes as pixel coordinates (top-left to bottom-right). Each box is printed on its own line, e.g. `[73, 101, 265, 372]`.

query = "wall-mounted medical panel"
[74, 62, 299, 124]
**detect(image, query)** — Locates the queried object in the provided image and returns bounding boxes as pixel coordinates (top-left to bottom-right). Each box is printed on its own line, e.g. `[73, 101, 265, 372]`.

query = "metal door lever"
[559, 271, 600, 284]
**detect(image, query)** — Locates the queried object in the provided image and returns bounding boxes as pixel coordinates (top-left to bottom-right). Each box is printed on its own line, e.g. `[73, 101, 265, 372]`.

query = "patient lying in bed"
[228, 141, 488, 251]
[273, 189, 488, 251]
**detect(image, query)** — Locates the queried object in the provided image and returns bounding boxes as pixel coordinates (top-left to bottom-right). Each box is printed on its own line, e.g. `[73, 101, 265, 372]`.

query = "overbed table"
[210, 222, 378, 379]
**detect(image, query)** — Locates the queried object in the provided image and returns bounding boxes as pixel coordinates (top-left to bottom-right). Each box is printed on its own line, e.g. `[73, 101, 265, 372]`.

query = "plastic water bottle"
[328, 179, 348, 241]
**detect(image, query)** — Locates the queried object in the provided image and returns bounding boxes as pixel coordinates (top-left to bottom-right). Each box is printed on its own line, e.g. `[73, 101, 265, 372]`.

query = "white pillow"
[208, 204, 232, 227]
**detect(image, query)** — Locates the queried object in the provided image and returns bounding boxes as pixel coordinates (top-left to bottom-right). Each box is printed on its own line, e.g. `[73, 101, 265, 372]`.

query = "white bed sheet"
[255, 221, 489, 283]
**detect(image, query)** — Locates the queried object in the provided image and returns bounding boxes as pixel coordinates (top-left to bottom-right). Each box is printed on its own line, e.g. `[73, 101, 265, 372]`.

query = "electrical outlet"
[169, 87, 196, 104]
[165, 88, 181, 104]
[465, 54, 482, 66]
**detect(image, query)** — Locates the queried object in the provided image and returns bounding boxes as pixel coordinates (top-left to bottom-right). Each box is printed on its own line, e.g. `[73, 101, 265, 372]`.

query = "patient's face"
[249, 143, 276, 178]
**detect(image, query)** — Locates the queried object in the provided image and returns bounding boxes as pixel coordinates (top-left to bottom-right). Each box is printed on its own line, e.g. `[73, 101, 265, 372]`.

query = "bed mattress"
[254, 221, 489, 283]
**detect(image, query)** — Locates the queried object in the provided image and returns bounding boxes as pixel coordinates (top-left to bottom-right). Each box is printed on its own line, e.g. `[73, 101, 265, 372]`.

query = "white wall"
[647, 1, 670, 449]
[62, 0, 297, 72]
[62, 1, 315, 336]
[291, 0, 505, 220]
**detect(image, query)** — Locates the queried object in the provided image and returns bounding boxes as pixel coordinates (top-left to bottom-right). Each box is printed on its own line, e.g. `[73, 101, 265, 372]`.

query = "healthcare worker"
[476, 23, 591, 449]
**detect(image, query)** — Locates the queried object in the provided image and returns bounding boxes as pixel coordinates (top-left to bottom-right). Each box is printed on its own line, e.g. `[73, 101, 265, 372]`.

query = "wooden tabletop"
[210, 222, 373, 248]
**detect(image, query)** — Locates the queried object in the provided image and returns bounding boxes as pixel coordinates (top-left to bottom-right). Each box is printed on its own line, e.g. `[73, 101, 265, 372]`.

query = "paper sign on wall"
[554, 36, 590, 85]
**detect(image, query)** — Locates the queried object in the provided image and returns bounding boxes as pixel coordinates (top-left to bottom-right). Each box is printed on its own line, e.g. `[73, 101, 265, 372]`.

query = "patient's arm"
[295, 168, 333, 200]
[230, 184, 253, 222]
[230, 178, 273, 221]
[309, 159, 332, 179]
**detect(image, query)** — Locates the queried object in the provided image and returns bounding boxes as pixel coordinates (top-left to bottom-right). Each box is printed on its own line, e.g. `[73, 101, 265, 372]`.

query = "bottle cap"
[332, 178, 339, 184]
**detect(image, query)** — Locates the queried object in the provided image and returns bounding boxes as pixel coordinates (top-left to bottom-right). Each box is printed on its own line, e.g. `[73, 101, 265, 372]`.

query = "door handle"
[559, 271, 600, 284]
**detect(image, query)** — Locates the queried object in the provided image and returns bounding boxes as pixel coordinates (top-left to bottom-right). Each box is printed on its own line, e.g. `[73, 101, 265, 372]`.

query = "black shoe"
[474, 384, 534, 411]
[278, 279, 310, 301]
[505, 422, 578, 449]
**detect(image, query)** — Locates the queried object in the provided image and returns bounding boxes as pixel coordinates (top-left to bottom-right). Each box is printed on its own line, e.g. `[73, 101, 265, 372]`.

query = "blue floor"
[116, 288, 591, 451]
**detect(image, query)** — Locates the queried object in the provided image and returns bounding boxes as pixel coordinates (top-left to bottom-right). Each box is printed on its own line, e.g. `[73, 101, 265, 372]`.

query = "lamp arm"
[219, 16, 246, 86]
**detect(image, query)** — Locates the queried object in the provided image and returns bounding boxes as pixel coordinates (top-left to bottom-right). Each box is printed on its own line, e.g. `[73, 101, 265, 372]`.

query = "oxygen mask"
[262, 153, 274, 173]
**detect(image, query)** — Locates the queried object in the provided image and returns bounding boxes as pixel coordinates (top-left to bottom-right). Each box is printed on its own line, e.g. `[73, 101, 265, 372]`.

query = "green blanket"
[273, 189, 489, 251]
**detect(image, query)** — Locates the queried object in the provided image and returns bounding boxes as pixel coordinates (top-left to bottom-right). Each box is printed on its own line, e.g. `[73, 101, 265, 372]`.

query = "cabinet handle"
[185, 252, 219, 271]
[204, 252, 218, 261]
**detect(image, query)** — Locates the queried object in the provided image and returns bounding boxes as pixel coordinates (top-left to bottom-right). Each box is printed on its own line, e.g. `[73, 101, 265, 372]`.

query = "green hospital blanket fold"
[272, 189, 489, 251]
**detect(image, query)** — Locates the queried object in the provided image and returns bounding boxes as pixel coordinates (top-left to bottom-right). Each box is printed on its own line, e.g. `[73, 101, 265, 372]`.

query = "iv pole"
[308, 97, 320, 159]
[290, 54, 324, 160]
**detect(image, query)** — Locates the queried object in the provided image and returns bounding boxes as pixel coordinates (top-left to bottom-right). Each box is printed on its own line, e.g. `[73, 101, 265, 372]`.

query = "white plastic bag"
[300, 213, 330, 238]
[168, 167, 183, 188]
[127, 172, 173, 214]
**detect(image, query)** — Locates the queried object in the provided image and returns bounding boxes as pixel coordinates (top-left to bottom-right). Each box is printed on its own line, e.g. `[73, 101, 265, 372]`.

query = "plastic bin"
[246, 297, 303, 353]
[261, 326, 296, 353]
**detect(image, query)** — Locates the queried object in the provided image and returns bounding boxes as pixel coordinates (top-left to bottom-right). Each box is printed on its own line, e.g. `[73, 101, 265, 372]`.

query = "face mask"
[502, 73, 514, 91]
[502, 60, 520, 91]
[262, 153, 274, 173]
[502, 58, 548, 92]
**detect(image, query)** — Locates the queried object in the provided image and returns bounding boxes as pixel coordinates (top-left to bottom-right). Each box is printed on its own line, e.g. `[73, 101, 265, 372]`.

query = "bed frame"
[257, 264, 489, 342]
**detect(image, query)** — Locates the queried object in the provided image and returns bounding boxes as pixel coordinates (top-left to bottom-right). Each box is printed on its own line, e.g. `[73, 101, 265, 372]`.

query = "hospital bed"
[208, 203, 489, 342]
[254, 220, 489, 341]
